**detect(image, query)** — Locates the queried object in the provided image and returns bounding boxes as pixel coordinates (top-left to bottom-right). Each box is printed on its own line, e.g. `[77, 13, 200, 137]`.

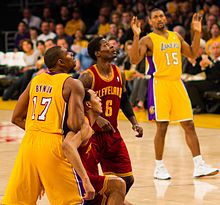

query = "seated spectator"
[202, 14, 217, 41]
[55, 5, 70, 26]
[37, 21, 56, 42]
[185, 41, 220, 113]
[54, 23, 73, 48]
[75, 47, 95, 73]
[108, 36, 126, 67]
[2, 39, 40, 100]
[41, 6, 54, 23]
[88, 14, 110, 36]
[181, 39, 207, 82]
[32, 40, 48, 78]
[56, 37, 70, 50]
[205, 23, 220, 55]
[29, 26, 40, 51]
[64, 8, 86, 36]
[44, 38, 56, 50]
[22, 8, 42, 30]
[14, 21, 30, 51]
[105, 23, 118, 40]
[129, 58, 149, 111]
[70, 29, 88, 54]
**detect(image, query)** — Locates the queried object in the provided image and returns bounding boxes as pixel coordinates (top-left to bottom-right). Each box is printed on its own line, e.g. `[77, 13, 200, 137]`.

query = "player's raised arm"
[129, 16, 148, 65]
[179, 13, 202, 59]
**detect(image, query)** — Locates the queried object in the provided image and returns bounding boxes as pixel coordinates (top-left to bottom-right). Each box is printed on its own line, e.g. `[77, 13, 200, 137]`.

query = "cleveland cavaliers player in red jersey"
[79, 37, 143, 203]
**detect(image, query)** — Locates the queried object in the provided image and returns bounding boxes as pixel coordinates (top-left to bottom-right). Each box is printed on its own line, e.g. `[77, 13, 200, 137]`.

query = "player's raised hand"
[131, 16, 141, 36]
[192, 13, 202, 33]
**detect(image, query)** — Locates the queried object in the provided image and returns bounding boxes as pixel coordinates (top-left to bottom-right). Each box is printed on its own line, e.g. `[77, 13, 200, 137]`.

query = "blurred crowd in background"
[0, 0, 220, 114]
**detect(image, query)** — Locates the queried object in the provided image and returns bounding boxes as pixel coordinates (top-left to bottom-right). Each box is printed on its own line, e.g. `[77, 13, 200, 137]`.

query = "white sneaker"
[154, 165, 171, 180]
[193, 162, 219, 178]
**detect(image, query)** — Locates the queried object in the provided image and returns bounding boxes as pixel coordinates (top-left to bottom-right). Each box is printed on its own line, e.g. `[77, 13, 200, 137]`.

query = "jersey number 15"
[165, 52, 178, 66]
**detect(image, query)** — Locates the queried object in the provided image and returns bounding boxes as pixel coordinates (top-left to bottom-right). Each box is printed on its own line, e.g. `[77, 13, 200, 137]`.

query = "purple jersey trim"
[74, 170, 85, 204]
[146, 56, 156, 120]
[146, 56, 156, 75]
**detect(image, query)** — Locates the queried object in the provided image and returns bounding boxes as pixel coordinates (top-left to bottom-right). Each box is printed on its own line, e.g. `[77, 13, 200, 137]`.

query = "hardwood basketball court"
[0, 108, 220, 205]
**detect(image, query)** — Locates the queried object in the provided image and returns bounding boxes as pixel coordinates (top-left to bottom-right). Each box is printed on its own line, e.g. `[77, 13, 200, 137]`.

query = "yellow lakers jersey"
[146, 31, 182, 80]
[25, 72, 70, 134]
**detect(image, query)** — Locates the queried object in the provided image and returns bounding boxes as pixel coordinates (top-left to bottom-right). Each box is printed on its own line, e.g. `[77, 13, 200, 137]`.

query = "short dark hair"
[149, 8, 163, 18]
[87, 36, 103, 61]
[44, 46, 62, 69]
[83, 88, 91, 103]
[19, 38, 34, 50]
[108, 36, 118, 42]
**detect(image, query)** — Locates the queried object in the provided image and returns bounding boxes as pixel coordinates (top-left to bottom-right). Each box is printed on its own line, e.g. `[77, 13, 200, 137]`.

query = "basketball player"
[1, 46, 95, 205]
[63, 89, 126, 205]
[129, 8, 219, 180]
[79, 37, 143, 196]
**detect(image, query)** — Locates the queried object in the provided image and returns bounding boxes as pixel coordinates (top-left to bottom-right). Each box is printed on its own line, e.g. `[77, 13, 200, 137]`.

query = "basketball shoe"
[193, 161, 219, 178]
[154, 164, 171, 180]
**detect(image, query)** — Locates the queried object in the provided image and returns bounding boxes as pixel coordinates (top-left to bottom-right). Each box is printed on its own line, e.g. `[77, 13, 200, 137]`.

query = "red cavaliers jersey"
[87, 64, 122, 129]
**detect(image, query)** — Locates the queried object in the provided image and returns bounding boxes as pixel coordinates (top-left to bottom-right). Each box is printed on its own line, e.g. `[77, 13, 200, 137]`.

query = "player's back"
[87, 64, 122, 129]
[25, 72, 70, 134]
[146, 31, 182, 80]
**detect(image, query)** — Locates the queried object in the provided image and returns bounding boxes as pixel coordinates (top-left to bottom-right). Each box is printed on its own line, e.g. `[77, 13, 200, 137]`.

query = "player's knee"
[107, 177, 126, 197]
[122, 175, 134, 193]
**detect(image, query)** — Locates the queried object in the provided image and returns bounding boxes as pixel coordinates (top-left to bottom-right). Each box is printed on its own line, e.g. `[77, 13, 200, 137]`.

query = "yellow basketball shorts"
[148, 78, 193, 121]
[2, 131, 84, 205]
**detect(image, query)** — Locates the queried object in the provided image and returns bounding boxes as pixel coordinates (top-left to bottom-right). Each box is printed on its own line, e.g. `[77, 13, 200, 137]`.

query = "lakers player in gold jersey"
[130, 8, 219, 180]
[1, 46, 95, 205]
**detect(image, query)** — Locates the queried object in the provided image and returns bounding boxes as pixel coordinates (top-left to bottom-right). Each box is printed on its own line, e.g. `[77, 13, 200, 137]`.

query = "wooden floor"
[0, 109, 220, 205]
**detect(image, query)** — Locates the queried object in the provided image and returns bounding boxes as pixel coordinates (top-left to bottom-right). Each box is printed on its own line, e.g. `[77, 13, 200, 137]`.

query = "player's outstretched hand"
[96, 116, 116, 132]
[82, 179, 95, 200]
[132, 124, 143, 138]
[192, 13, 202, 33]
[131, 16, 141, 36]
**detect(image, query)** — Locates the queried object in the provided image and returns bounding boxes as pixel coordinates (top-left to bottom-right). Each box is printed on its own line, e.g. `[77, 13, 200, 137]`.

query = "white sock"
[193, 155, 203, 167]
[155, 160, 164, 167]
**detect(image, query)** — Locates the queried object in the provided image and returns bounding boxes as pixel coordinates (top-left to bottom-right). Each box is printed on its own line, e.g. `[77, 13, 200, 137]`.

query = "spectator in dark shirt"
[185, 41, 220, 113]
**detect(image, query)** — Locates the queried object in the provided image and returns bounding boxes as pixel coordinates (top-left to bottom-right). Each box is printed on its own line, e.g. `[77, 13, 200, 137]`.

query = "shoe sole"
[154, 177, 171, 180]
[194, 170, 219, 178]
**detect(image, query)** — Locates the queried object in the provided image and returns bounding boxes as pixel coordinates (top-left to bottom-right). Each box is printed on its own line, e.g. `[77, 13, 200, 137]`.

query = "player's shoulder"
[65, 77, 84, 90]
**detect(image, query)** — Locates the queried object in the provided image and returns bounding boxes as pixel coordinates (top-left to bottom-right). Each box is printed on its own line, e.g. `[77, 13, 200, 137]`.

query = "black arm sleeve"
[120, 91, 135, 119]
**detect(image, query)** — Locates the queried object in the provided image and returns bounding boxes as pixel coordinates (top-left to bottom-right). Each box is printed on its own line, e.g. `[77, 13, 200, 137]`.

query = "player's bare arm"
[11, 83, 31, 130]
[120, 71, 143, 138]
[63, 78, 85, 133]
[62, 78, 95, 200]
[63, 126, 95, 200]
[78, 71, 93, 89]
[130, 16, 149, 64]
[177, 13, 202, 59]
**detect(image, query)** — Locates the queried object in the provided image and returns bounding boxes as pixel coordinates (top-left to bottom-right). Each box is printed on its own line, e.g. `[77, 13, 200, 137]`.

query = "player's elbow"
[11, 116, 21, 126]
[62, 138, 70, 155]
[62, 134, 75, 156]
